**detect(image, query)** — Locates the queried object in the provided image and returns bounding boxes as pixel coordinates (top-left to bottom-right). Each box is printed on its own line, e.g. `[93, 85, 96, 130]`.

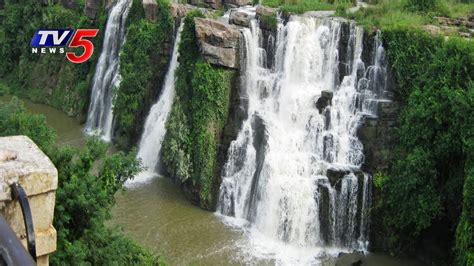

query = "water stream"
[85, 0, 132, 141]
[128, 21, 185, 186]
[217, 10, 389, 264]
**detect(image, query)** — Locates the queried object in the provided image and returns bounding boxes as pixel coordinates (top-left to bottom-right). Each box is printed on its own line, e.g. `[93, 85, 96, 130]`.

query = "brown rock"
[189, 0, 221, 9]
[422, 25, 441, 35]
[170, 3, 197, 18]
[229, 10, 251, 27]
[194, 18, 241, 68]
[256, 5, 276, 17]
[224, 0, 252, 7]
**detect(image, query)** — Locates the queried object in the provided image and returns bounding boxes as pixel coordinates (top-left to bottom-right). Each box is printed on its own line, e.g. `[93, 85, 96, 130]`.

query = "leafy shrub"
[0, 97, 160, 265]
[378, 28, 474, 260]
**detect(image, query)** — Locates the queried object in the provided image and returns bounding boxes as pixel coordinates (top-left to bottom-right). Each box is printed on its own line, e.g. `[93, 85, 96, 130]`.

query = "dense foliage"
[162, 11, 235, 208]
[114, 0, 173, 148]
[375, 28, 474, 264]
[344, 0, 473, 31]
[0, 97, 161, 265]
[0, 1, 106, 117]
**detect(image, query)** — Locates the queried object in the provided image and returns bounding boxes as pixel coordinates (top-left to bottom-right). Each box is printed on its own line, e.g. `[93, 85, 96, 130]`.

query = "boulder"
[170, 3, 197, 18]
[205, 0, 222, 9]
[423, 25, 442, 35]
[229, 10, 251, 27]
[143, 0, 158, 21]
[315, 90, 333, 113]
[194, 17, 241, 69]
[84, 0, 101, 19]
[189, 0, 221, 9]
[224, 0, 252, 7]
[256, 5, 276, 17]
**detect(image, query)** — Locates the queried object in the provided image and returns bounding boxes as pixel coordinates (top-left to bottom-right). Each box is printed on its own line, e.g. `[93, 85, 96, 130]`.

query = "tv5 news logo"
[31, 29, 99, 63]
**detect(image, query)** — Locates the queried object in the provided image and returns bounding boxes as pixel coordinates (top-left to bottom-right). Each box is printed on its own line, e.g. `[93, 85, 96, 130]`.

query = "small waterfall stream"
[127, 22, 185, 186]
[218, 10, 388, 264]
[85, 0, 132, 141]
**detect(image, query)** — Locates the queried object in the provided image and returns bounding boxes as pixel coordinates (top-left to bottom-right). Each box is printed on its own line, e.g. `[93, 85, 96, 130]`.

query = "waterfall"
[85, 0, 132, 141]
[126, 22, 185, 186]
[218, 12, 387, 264]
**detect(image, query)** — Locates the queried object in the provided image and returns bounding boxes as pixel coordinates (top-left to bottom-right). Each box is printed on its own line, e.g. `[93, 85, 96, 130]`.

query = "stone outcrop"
[229, 10, 251, 27]
[143, 0, 158, 21]
[223, 0, 252, 8]
[189, 0, 221, 9]
[256, 5, 276, 17]
[84, 0, 101, 19]
[0, 136, 58, 266]
[194, 17, 241, 69]
[170, 3, 197, 18]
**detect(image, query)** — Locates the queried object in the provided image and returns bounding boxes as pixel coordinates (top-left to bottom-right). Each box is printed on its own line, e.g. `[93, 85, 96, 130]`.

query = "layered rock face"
[0, 136, 58, 266]
[194, 18, 241, 69]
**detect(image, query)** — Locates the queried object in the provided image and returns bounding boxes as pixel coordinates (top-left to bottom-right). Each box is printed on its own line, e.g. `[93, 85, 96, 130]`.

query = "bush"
[0, 97, 160, 265]
[378, 28, 474, 259]
[0, 1, 107, 116]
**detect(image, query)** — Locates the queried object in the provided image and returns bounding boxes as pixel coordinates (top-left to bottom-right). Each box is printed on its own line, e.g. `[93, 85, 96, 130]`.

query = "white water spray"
[127, 22, 185, 186]
[85, 0, 132, 141]
[218, 12, 387, 264]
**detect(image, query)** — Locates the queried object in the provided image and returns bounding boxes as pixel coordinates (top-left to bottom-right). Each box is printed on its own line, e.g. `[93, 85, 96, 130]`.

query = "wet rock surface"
[316, 90, 333, 113]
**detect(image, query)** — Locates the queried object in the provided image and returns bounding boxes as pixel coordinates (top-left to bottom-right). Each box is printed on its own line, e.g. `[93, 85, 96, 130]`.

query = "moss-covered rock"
[113, 0, 174, 149]
[162, 11, 238, 209]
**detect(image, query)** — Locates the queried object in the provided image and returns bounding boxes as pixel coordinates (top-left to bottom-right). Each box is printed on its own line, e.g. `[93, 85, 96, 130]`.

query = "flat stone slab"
[0, 136, 57, 201]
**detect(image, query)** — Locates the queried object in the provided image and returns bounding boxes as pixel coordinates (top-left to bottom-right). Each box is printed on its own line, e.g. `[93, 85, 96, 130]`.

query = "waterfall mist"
[218, 10, 389, 264]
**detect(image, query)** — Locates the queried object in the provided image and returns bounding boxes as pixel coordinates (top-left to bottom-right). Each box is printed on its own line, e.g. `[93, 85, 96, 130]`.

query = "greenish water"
[3, 95, 424, 265]
[0, 95, 85, 147]
[111, 177, 425, 266]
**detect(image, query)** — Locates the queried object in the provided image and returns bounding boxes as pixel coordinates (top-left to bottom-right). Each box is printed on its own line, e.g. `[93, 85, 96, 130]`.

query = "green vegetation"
[374, 28, 474, 263]
[259, 13, 278, 30]
[0, 1, 106, 117]
[114, 0, 173, 149]
[344, 0, 474, 30]
[162, 11, 236, 208]
[0, 97, 162, 265]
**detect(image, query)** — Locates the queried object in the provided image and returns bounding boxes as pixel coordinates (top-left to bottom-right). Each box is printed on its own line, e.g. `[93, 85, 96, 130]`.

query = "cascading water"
[85, 0, 132, 141]
[127, 22, 184, 186]
[218, 11, 387, 264]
